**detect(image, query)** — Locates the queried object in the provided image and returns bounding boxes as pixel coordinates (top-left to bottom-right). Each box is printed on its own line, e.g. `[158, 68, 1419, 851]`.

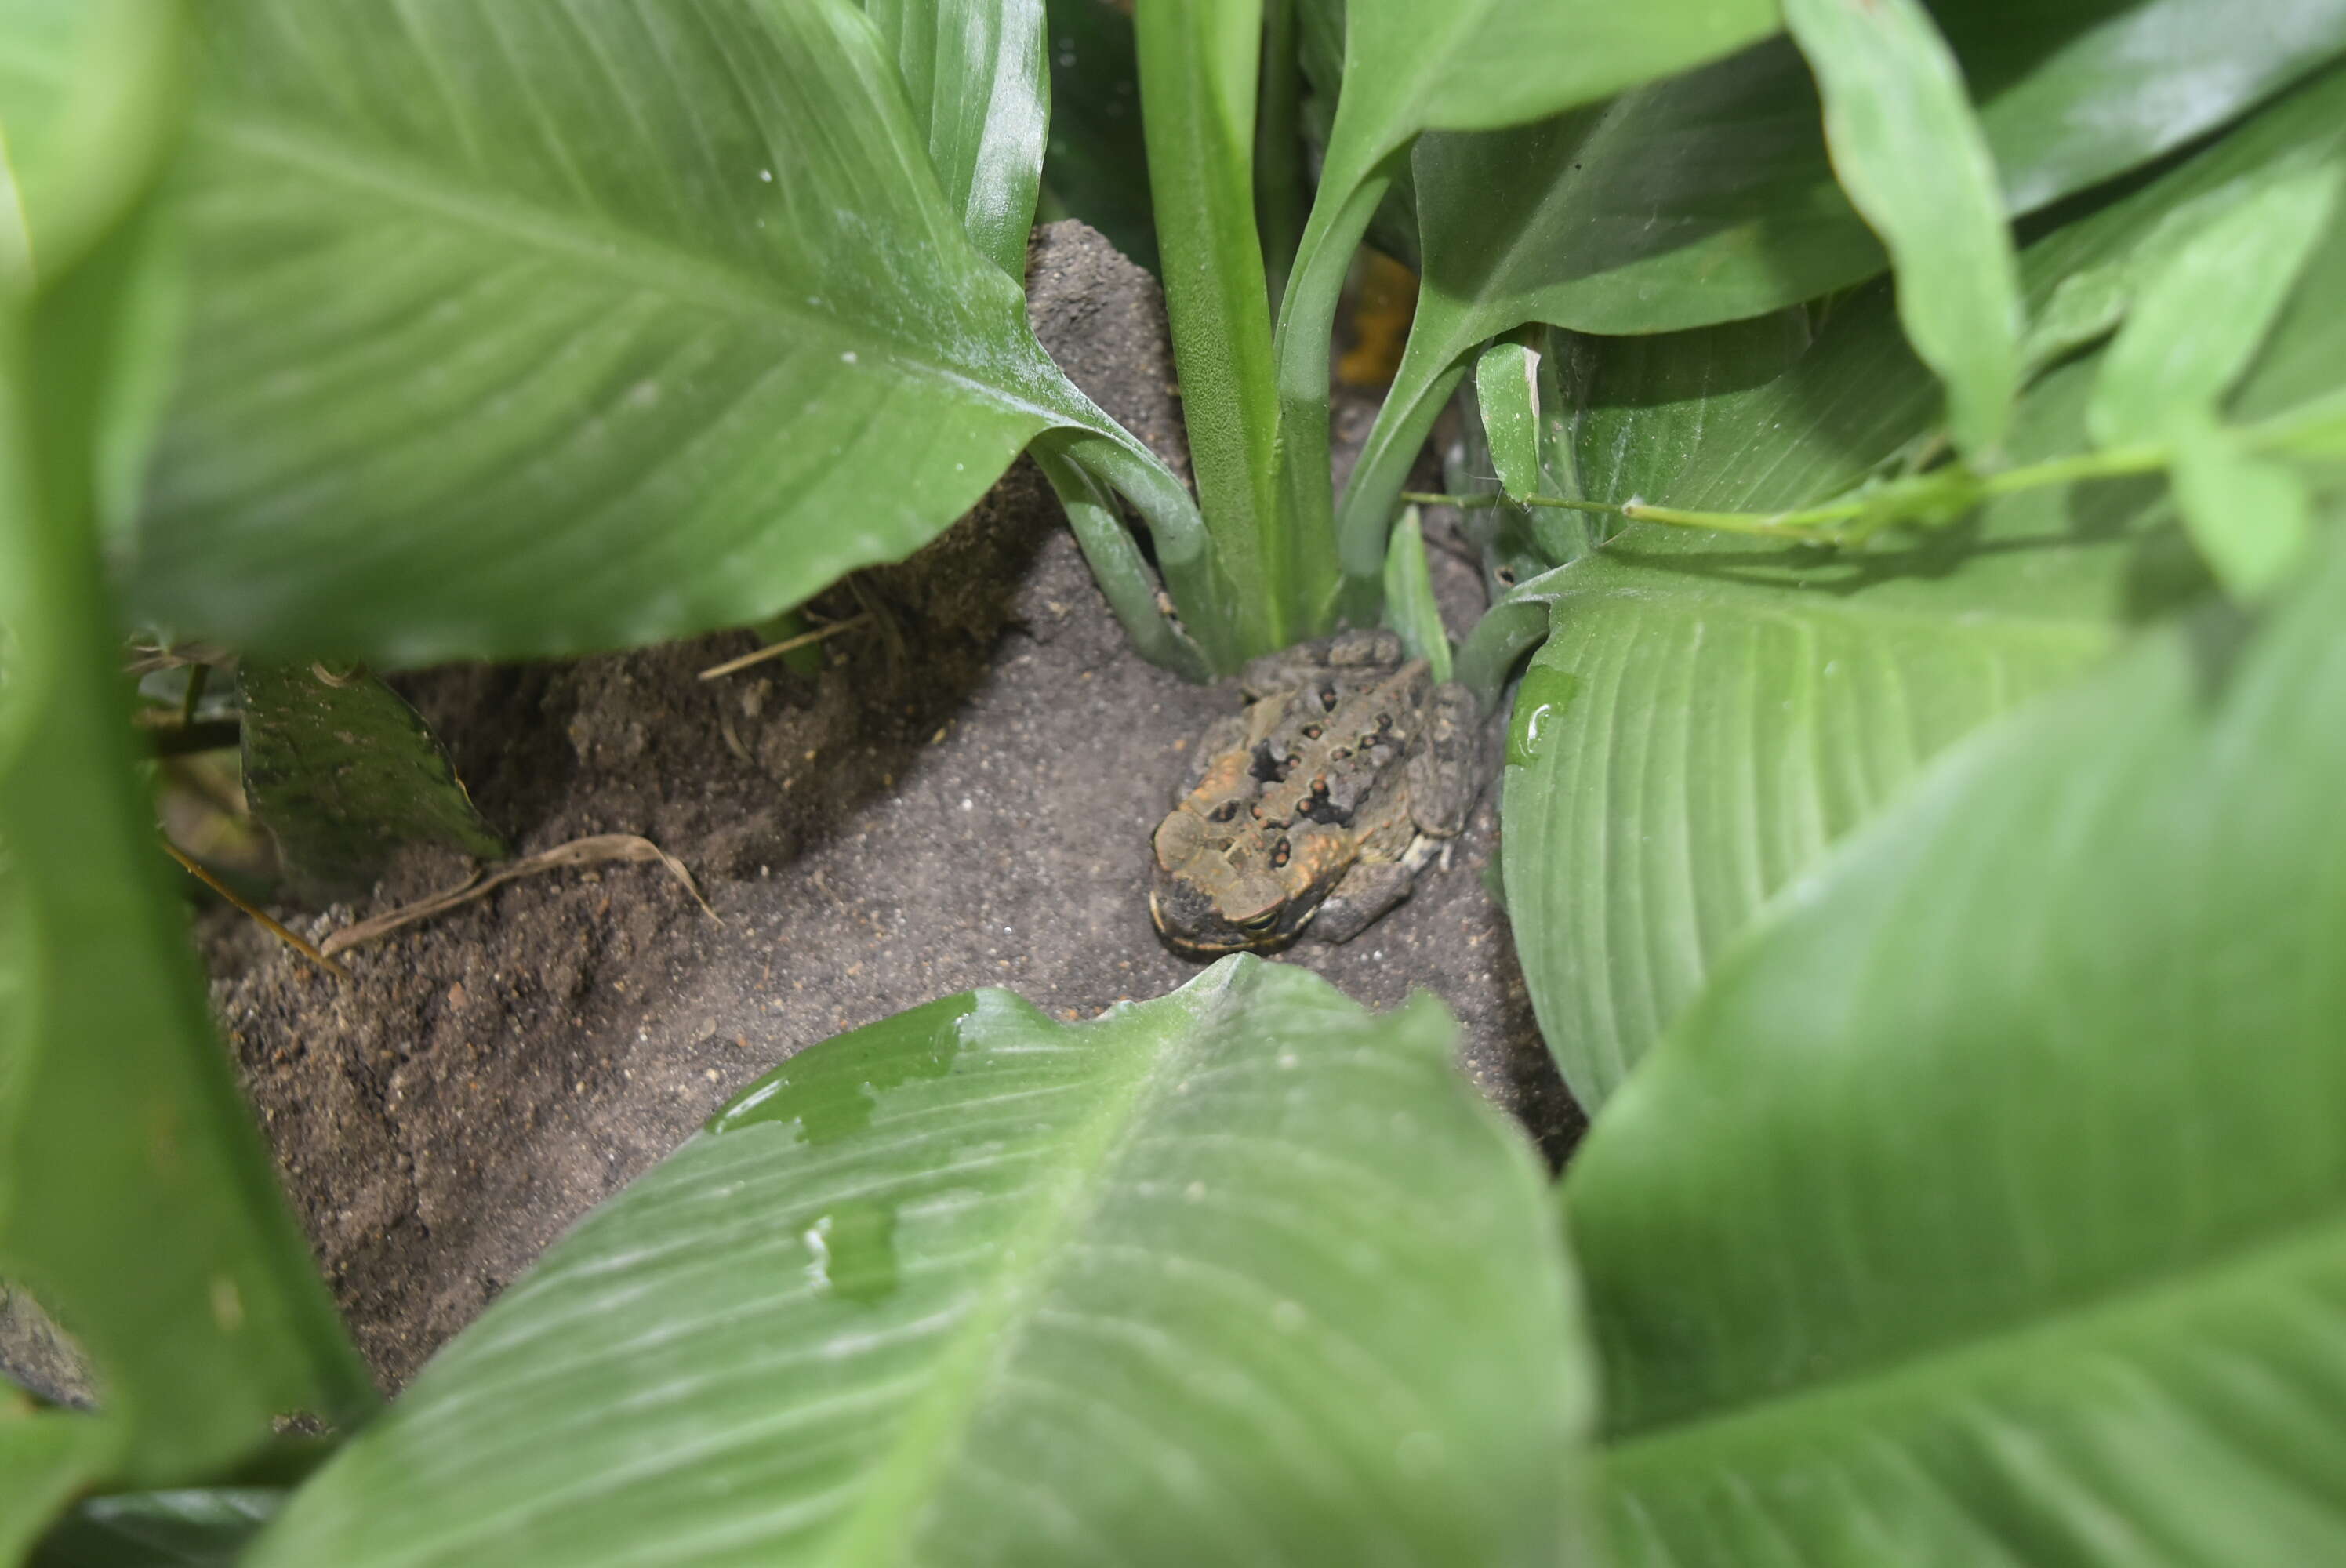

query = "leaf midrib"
[1603, 1199, 2346, 1474]
[812, 972, 1233, 1565]
[0, 38, 1087, 433]
[202, 106, 1085, 422]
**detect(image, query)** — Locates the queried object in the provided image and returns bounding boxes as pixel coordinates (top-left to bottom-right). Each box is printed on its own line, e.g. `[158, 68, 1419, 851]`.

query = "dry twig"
[321, 833, 717, 957]
[162, 840, 351, 982]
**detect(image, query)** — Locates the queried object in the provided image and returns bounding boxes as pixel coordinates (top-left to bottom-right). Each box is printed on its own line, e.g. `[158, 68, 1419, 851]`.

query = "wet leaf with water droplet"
[1507, 666, 1578, 770]
[248, 958, 1596, 1567]
[708, 993, 976, 1143]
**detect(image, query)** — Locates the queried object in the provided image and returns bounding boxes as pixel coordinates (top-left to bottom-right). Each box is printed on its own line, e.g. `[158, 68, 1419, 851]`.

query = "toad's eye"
[1240, 909, 1282, 931]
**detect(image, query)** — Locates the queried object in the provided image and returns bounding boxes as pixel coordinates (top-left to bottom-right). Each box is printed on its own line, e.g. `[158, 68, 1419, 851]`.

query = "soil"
[88, 224, 1582, 1396]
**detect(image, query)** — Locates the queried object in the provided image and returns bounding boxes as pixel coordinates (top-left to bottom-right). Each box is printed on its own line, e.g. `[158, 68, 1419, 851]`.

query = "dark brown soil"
[190, 223, 1580, 1391]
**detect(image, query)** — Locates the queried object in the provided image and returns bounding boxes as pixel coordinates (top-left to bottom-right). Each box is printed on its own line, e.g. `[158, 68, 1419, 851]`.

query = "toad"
[1149, 630, 1480, 956]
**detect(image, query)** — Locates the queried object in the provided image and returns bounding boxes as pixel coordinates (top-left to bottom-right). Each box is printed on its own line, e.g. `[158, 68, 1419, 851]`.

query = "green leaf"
[1038, 0, 1157, 272]
[1570, 524, 2346, 1567]
[0, 0, 373, 1517]
[1785, 0, 2020, 461]
[0, 117, 34, 297]
[2089, 159, 2343, 448]
[1298, 0, 1780, 620]
[1291, 0, 1419, 270]
[27, 1488, 278, 1568]
[0, 0, 1189, 666]
[1499, 361, 2136, 1105]
[1382, 507, 1451, 681]
[1495, 81, 2346, 1106]
[245, 959, 1594, 1568]
[2017, 263, 2129, 382]
[1334, 0, 1778, 153]
[2166, 412, 2315, 600]
[2, 1414, 113, 1566]
[1474, 335, 1542, 503]
[0, 1, 186, 291]
[1568, 307, 1821, 517]
[236, 659, 505, 904]
[862, 0, 1047, 281]
[1335, 12, 2346, 558]
[1030, 439, 1212, 681]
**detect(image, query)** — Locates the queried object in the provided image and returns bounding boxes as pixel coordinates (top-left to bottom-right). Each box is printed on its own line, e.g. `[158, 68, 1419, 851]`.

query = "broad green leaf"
[0, 0, 1189, 666]
[1133, 0, 1293, 655]
[1332, 0, 1778, 155]
[1038, 0, 1157, 272]
[248, 959, 1594, 1568]
[236, 659, 504, 904]
[1571, 525, 2346, 1567]
[27, 1489, 278, 1568]
[2166, 412, 2315, 599]
[1382, 507, 1451, 681]
[1568, 307, 1821, 519]
[2, 1414, 112, 1565]
[1335, 16, 2346, 558]
[1785, 0, 2019, 461]
[1474, 335, 1541, 503]
[1496, 81, 2346, 1105]
[862, 0, 1047, 281]
[1500, 354, 2137, 1105]
[1296, 0, 1779, 619]
[2090, 160, 2342, 448]
[0, 0, 374, 1519]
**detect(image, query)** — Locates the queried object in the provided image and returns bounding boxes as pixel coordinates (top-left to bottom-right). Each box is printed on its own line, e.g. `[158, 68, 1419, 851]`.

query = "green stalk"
[1051, 428, 1243, 669]
[1253, 0, 1306, 313]
[1271, 127, 1406, 633]
[1031, 438, 1213, 681]
[1131, 0, 1290, 656]
[1335, 343, 1472, 593]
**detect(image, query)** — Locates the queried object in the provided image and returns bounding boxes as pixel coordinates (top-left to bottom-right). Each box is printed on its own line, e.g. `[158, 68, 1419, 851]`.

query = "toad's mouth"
[1148, 885, 1324, 959]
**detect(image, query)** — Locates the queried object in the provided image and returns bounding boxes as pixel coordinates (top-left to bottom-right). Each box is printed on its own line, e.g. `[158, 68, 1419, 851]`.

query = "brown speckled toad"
[1149, 630, 1480, 957]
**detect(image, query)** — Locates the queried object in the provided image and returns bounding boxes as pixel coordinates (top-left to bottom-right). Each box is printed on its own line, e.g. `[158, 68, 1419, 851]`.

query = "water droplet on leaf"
[1507, 666, 1581, 768]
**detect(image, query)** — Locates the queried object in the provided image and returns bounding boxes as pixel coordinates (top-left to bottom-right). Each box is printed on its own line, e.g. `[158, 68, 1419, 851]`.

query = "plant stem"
[1336, 349, 1472, 605]
[1030, 442, 1213, 681]
[1399, 437, 2179, 546]
[162, 838, 350, 982]
[1132, 0, 1287, 656]
[178, 660, 209, 726]
[1273, 143, 1404, 630]
[1053, 429, 1244, 671]
[1253, 0, 1306, 313]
